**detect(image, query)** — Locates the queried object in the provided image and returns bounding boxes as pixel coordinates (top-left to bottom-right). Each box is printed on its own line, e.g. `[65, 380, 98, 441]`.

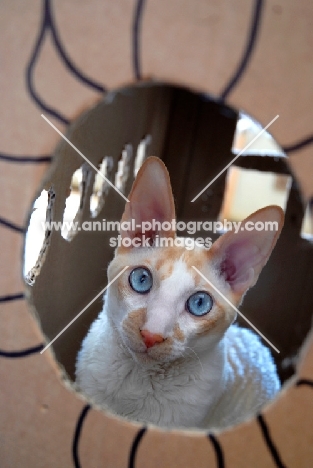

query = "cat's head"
[106, 157, 284, 365]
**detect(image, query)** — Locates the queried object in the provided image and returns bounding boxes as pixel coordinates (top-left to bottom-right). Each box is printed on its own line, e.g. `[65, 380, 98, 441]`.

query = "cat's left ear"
[210, 206, 284, 297]
[120, 156, 176, 243]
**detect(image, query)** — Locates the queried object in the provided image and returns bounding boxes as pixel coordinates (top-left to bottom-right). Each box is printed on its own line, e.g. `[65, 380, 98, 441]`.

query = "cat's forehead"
[115, 244, 210, 284]
[149, 245, 205, 279]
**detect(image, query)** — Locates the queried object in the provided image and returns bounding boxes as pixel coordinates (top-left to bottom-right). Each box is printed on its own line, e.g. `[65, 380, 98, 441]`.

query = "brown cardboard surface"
[298, 332, 313, 379]
[1, 1, 313, 467]
[142, 0, 313, 171]
[78, 408, 148, 468]
[1, 353, 83, 467]
[134, 428, 219, 468]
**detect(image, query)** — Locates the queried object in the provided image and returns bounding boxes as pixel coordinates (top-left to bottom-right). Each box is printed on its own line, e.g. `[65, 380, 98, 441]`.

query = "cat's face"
[105, 157, 284, 366]
[107, 243, 236, 365]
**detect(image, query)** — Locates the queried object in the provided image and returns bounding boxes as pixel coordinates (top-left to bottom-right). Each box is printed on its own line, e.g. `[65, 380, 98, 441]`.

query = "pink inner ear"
[212, 206, 284, 294]
[120, 157, 176, 242]
[130, 201, 168, 227]
[219, 241, 260, 293]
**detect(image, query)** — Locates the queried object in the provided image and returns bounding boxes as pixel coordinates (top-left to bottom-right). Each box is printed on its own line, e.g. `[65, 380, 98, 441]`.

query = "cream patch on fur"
[143, 258, 195, 336]
[76, 157, 283, 430]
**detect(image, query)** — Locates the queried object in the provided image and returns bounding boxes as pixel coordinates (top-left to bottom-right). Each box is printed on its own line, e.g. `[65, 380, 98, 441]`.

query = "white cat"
[75, 156, 283, 430]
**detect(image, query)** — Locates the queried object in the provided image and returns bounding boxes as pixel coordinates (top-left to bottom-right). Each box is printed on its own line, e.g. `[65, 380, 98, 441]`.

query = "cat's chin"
[126, 345, 176, 366]
[127, 347, 158, 364]
[118, 329, 180, 366]
[130, 349, 154, 364]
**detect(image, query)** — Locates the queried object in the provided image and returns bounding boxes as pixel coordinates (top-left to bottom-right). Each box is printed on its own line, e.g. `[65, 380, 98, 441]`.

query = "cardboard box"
[1, 1, 313, 466]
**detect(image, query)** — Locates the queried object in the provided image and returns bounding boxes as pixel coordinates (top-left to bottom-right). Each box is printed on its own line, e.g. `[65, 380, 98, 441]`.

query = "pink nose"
[140, 330, 164, 348]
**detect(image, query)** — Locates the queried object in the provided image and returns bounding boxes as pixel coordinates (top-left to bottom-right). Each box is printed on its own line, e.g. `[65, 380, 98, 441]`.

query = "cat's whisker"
[77, 156, 283, 430]
[184, 346, 204, 373]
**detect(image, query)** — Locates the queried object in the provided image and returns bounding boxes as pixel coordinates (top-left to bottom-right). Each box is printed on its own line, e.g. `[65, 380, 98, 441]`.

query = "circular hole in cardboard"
[24, 81, 312, 431]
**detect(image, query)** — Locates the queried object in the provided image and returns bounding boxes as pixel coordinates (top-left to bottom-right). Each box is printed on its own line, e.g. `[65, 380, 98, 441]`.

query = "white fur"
[76, 304, 226, 428]
[76, 158, 283, 430]
[75, 256, 280, 430]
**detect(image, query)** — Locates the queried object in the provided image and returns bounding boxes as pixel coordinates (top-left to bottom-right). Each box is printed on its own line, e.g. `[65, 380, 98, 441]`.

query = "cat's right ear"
[119, 157, 176, 245]
[209, 205, 284, 298]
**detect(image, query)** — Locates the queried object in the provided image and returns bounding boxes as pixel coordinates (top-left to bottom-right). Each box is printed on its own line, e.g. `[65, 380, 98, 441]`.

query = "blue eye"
[186, 291, 213, 316]
[129, 267, 153, 294]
